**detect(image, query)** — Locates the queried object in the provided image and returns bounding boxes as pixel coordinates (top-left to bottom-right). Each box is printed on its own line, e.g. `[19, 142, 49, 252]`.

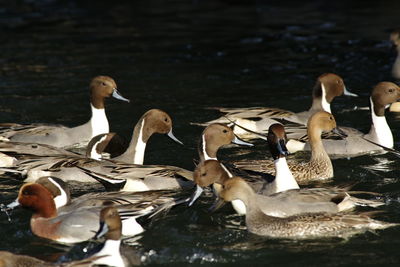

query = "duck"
[234, 111, 345, 183]
[218, 177, 397, 239]
[0, 76, 129, 148]
[88, 206, 141, 267]
[2, 122, 252, 193]
[0, 251, 106, 267]
[194, 73, 356, 139]
[86, 108, 183, 163]
[190, 159, 383, 216]
[285, 82, 400, 157]
[5, 182, 186, 244]
[0, 109, 190, 186]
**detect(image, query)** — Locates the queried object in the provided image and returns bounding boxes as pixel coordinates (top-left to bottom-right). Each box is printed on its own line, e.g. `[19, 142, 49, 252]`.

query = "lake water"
[1, 0, 400, 266]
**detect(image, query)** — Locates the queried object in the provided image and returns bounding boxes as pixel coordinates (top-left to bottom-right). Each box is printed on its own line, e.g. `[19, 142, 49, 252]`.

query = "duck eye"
[201, 172, 207, 176]
[164, 118, 168, 122]
[388, 88, 395, 93]
[101, 82, 106, 86]
[222, 129, 228, 133]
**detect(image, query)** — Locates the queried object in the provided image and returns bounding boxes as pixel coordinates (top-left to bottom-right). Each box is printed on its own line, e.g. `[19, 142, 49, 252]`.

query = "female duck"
[234, 111, 345, 183]
[286, 82, 400, 156]
[219, 177, 397, 239]
[0, 76, 129, 148]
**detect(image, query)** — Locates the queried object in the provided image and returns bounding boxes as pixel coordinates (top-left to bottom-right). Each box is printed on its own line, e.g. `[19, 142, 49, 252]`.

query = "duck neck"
[310, 83, 331, 113]
[367, 97, 393, 148]
[94, 240, 124, 267]
[272, 157, 299, 193]
[33, 201, 57, 219]
[308, 127, 330, 162]
[90, 104, 109, 138]
[200, 135, 217, 161]
[116, 118, 147, 164]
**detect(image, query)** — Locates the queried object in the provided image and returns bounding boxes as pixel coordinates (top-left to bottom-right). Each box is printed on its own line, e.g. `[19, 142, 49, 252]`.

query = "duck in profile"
[6, 181, 185, 243]
[285, 82, 400, 157]
[234, 111, 345, 183]
[86, 108, 183, 163]
[0, 76, 129, 148]
[194, 73, 356, 139]
[218, 177, 398, 239]
[190, 158, 383, 216]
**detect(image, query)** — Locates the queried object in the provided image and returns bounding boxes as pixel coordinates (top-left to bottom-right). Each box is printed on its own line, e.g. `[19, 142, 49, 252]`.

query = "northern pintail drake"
[195, 73, 356, 139]
[5, 182, 185, 243]
[0, 109, 186, 185]
[219, 177, 397, 239]
[234, 112, 346, 183]
[391, 29, 400, 80]
[0, 251, 105, 267]
[89, 206, 141, 267]
[0, 76, 129, 148]
[190, 159, 383, 216]
[286, 82, 400, 157]
[86, 108, 183, 163]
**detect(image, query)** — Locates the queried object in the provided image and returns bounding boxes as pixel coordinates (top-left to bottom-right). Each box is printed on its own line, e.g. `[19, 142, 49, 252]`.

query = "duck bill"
[6, 199, 20, 210]
[208, 197, 226, 212]
[112, 89, 130, 103]
[277, 139, 289, 157]
[343, 87, 358, 97]
[94, 221, 109, 240]
[331, 127, 348, 138]
[167, 130, 184, 145]
[232, 136, 254, 147]
[188, 185, 204, 206]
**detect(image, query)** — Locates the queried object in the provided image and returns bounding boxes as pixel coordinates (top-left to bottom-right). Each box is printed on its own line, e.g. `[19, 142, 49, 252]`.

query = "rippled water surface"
[1, 0, 400, 266]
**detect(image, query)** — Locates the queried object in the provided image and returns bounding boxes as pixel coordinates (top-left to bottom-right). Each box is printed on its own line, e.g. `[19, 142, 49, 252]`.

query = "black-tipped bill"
[343, 87, 358, 97]
[167, 130, 184, 145]
[112, 89, 130, 103]
[331, 127, 348, 138]
[277, 139, 289, 157]
[188, 185, 204, 206]
[94, 221, 109, 240]
[208, 197, 226, 212]
[232, 136, 254, 147]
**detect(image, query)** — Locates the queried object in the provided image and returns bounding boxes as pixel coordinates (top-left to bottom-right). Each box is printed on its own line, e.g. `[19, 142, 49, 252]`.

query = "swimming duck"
[234, 112, 345, 183]
[194, 73, 356, 139]
[5, 182, 185, 243]
[190, 159, 383, 216]
[218, 177, 397, 239]
[86, 108, 183, 163]
[89, 206, 141, 267]
[0, 109, 191, 186]
[286, 82, 400, 157]
[0, 76, 129, 148]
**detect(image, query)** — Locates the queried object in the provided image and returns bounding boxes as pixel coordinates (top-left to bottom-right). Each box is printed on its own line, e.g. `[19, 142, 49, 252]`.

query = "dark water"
[1, 0, 400, 266]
